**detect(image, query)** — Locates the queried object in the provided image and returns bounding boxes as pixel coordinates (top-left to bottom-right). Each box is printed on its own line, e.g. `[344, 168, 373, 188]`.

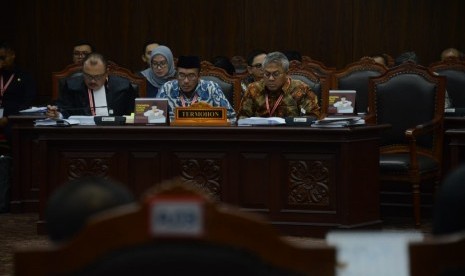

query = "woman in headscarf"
[140, 45, 176, 97]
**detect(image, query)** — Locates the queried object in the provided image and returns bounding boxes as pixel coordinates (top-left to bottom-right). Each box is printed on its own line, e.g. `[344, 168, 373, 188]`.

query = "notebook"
[328, 90, 356, 114]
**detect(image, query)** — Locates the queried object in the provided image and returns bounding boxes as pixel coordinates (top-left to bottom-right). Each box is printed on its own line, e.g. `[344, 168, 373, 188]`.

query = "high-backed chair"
[409, 231, 465, 276]
[200, 60, 242, 111]
[288, 66, 329, 117]
[51, 63, 83, 101]
[430, 58, 465, 108]
[330, 57, 387, 114]
[14, 179, 336, 276]
[107, 61, 147, 98]
[301, 56, 335, 77]
[366, 62, 446, 226]
[51, 61, 146, 101]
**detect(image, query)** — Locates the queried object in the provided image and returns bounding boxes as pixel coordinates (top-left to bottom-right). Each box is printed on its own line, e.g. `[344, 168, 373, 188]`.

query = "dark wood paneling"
[5, 0, 465, 107]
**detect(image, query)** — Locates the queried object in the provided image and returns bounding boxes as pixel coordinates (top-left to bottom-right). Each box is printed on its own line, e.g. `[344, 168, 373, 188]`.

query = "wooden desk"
[11, 123, 387, 237]
[445, 128, 465, 170]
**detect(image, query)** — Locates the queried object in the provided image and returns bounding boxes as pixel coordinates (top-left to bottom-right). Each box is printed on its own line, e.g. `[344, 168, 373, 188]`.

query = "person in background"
[46, 52, 137, 118]
[240, 49, 267, 94]
[394, 51, 419, 66]
[158, 55, 236, 119]
[45, 176, 135, 243]
[395, 51, 451, 109]
[72, 40, 94, 64]
[211, 55, 235, 76]
[370, 53, 388, 66]
[0, 41, 36, 146]
[140, 40, 160, 70]
[139, 45, 176, 97]
[230, 55, 247, 74]
[237, 51, 320, 118]
[440, 47, 464, 61]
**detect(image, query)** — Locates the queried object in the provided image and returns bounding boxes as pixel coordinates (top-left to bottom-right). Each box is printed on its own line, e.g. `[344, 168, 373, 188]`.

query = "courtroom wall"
[5, 0, 465, 104]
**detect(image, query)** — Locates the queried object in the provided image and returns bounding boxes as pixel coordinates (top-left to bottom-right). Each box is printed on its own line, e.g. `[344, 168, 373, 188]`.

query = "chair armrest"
[405, 117, 443, 139]
[404, 117, 443, 171]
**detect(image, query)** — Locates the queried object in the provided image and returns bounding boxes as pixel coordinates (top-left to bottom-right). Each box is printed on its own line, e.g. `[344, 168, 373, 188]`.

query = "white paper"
[237, 117, 286, 126]
[19, 106, 47, 113]
[34, 118, 80, 126]
[326, 231, 424, 276]
[68, 116, 96, 125]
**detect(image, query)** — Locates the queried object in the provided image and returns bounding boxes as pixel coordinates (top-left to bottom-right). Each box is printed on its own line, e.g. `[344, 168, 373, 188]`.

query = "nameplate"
[149, 197, 204, 237]
[172, 107, 228, 126]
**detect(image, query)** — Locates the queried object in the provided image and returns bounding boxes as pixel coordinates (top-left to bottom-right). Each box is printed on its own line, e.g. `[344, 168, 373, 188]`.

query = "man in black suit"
[47, 52, 137, 119]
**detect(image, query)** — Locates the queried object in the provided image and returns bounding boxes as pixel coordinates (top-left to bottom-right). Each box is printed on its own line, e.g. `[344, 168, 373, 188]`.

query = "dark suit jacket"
[56, 75, 137, 118]
[1, 68, 36, 116]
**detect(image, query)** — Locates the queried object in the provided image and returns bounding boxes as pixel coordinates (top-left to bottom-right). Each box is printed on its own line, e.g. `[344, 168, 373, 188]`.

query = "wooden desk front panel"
[15, 125, 385, 236]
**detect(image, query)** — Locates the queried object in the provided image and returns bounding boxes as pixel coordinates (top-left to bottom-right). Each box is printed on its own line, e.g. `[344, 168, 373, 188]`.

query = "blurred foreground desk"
[11, 124, 387, 237]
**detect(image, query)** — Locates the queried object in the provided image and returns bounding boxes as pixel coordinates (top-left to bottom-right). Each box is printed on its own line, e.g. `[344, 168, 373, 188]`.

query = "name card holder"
[149, 196, 204, 237]
[171, 107, 229, 126]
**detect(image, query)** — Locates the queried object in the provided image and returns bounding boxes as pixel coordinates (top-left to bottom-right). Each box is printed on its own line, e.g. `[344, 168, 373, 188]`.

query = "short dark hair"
[142, 40, 161, 54]
[73, 40, 95, 52]
[246, 49, 267, 66]
[45, 176, 134, 242]
[211, 55, 235, 75]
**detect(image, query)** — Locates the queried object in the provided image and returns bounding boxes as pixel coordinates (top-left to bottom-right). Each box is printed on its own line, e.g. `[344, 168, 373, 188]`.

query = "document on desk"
[19, 106, 47, 115]
[237, 117, 286, 126]
[326, 231, 423, 276]
[34, 118, 80, 126]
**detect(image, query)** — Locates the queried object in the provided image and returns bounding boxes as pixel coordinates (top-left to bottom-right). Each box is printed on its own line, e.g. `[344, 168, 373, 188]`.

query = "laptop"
[328, 90, 356, 115]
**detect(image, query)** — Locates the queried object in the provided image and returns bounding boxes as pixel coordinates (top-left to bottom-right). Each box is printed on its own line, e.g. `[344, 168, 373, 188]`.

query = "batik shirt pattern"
[238, 78, 320, 118]
[158, 79, 236, 119]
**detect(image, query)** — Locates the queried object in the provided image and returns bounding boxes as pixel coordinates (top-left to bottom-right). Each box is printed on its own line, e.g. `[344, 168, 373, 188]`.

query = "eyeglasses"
[151, 61, 168, 69]
[83, 72, 106, 81]
[177, 73, 198, 81]
[73, 51, 90, 57]
[264, 71, 284, 79]
[250, 63, 262, 69]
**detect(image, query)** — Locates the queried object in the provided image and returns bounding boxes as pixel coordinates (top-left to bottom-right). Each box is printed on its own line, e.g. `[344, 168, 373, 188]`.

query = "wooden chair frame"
[366, 62, 446, 226]
[288, 66, 329, 118]
[14, 180, 335, 275]
[51, 61, 147, 101]
[429, 58, 465, 108]
[200, 61, 242, 111]
[330, 57, 387, 114]
[301, 56, 335, 77]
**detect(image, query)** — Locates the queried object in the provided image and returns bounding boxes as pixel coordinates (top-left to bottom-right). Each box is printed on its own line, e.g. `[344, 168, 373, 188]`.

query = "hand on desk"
[46, 105, 60, 119]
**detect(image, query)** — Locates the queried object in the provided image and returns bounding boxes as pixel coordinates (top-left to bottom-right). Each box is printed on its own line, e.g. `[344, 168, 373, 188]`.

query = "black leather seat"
[366, 62, 446, 226]
[430, 58, 465, 108]
[330, 57, 387, 114]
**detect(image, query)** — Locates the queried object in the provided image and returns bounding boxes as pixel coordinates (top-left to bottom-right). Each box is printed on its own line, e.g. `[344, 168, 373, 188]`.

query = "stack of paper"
[34, 118, 80, 126]
[311, 116, 365, 128]
[237, 117, 286, 126]
[19, 106, 47, 115]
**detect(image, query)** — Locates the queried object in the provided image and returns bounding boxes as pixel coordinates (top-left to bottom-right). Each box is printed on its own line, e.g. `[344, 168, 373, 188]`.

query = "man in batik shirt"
[237, 51, 320, 119]
[157, 55, 236, 119]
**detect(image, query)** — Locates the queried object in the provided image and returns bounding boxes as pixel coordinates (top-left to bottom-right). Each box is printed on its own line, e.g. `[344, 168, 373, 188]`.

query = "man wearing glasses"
[157, 55, 236, 119]
[237, 51, 320, 119]
[240, 49, 267, 94]
[72, 41, 94, 64]
[47, 53, 137, 119]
